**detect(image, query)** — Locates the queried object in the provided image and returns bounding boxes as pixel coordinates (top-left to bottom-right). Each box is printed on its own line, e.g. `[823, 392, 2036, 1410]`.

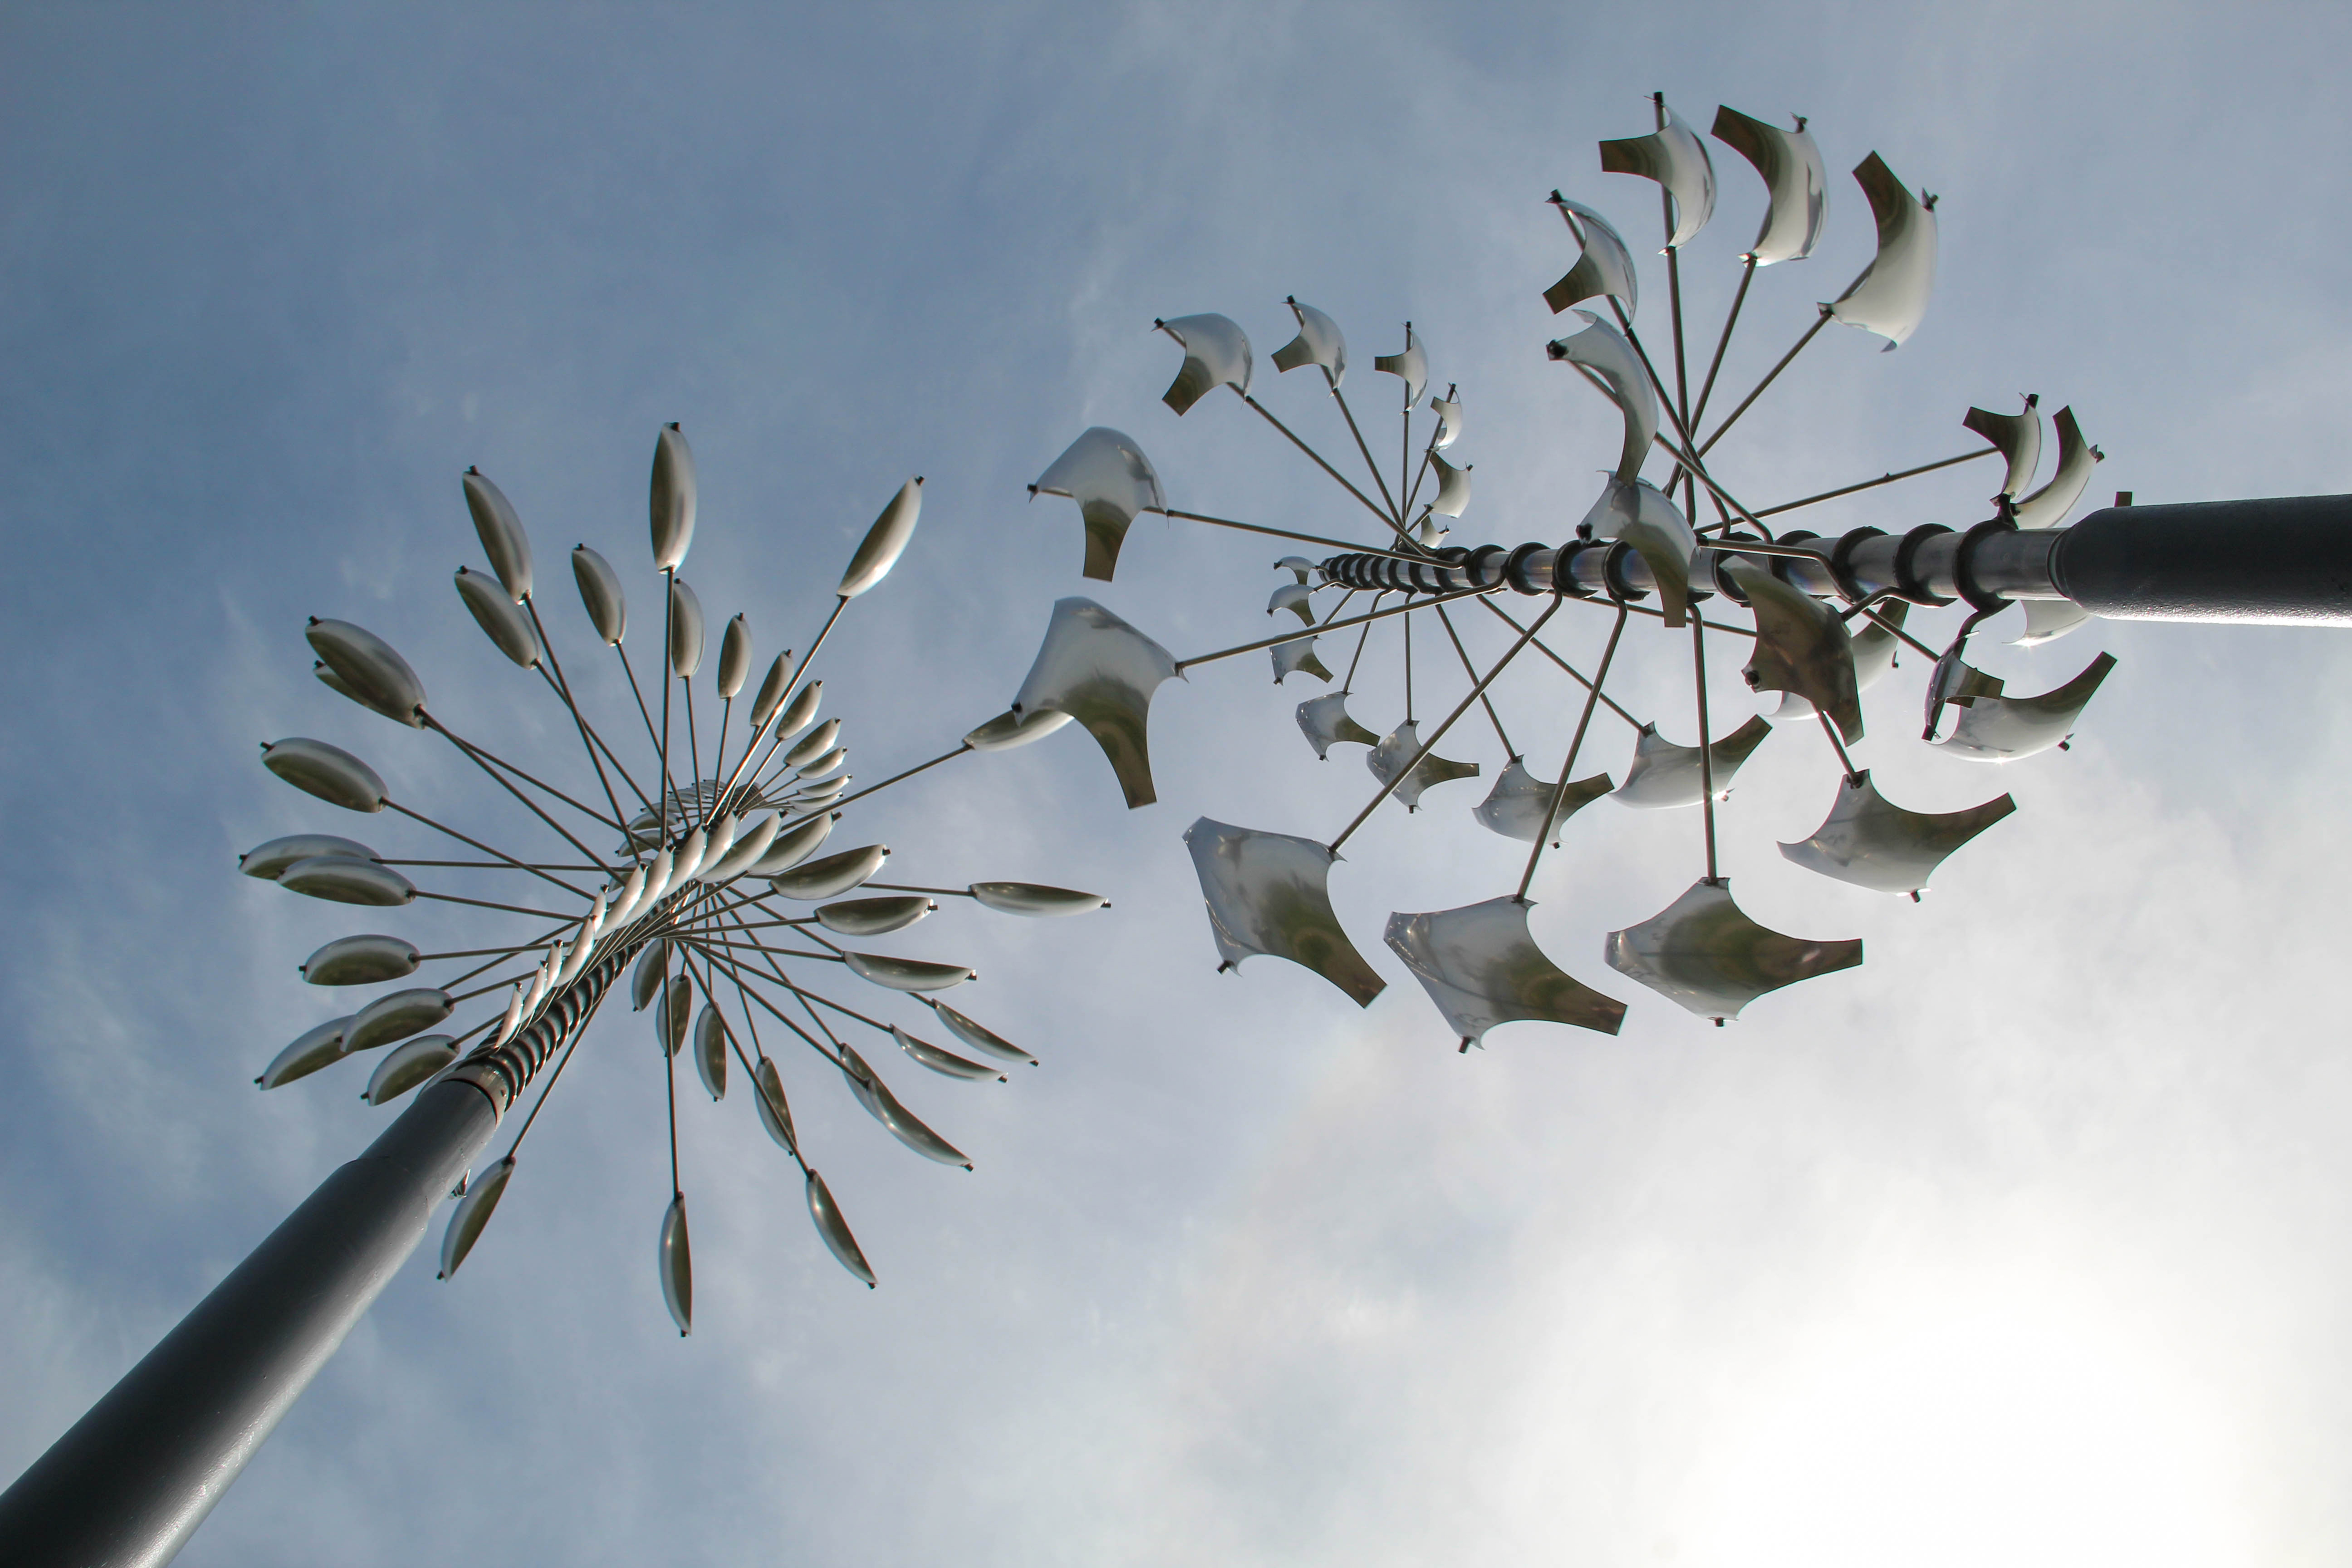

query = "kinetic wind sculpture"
[0, 429, 1105, 1567]
[1014, 94, 2352, 1045]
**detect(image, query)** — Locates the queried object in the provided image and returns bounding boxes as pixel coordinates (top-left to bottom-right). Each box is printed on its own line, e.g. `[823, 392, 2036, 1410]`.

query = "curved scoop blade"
[1474, 758, 1614, 844]
[1272, 635, 1332, 685]
[1614, 715, 1773, 809]
[1372, 324, 1428, 404]
[1543, 196, 1639, 318]
[2012, 598, 2093, 647]
[1599, 102, 1716, 249]
[1934, 652, 2116, 762]
[1605, 878, 1861, 1021]
[1550, 318, 1658, 488]
[1429, 452, 1472, 518]
[1031, 427, 1167, 582]
[1156, 314, 1253, 413]
[1728, 560, 1862, 742]
[1387, 897, 1625, 1046]
[1828, 153, 1938, 350]
[1710, 106, 1827, 264]
[1852, 600, 1907, 693]
[2013, 406, 2103, 530]
[1581, 476, 1695, 625]
[1271, 298, 1347, 387]
[1297, 692, 1380, 759]
[1369, 720, 1481, 811]
[1779, 770, 2016, 894]
[1011, 597, 1179, 809]
[1183, 818, 1385, 1006]
[1963, 396, 2043, 499]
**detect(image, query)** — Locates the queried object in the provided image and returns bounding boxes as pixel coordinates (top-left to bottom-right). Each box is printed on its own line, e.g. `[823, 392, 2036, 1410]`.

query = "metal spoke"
[1690, 254, 1757, 432]
[1516, 601, 1629, 899]
[1697, 308, 1830, 459]
[1751, 449, 1996, 519]
[1432, 601, 1514, 756]
[1327, 381, 1402, 523]
[1239, 391, 1417, 544]
[381, 800, 596, 900]
[1174, 586, 1494, 673]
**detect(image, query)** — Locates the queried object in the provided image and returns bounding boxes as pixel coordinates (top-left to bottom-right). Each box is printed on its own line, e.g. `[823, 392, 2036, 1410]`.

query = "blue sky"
[7, 3, 2352, 1563]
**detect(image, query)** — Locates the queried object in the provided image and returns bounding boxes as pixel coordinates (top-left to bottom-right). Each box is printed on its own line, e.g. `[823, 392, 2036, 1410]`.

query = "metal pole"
[0, 1080, 498, 1568]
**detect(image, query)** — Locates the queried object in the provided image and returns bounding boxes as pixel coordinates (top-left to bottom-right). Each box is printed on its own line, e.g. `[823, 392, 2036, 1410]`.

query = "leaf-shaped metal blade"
[650, 424, 696, 571]
[279, 855, 414, 907]
[1599, 102, 1716, 249]
[750, 812, 833, 875]
[1429, 452, 1472, 518]
[838, 1043, 971, 1167]
[964, 707, 1074, 752]
[349, 988, 452, 1052]
[753, 1057, 797, 1155]
[770, 844, 887, 900]
[1727, 560, 1862, 742]
[2011, 599, 2093, 647]
[257, 1016, 353, 1089]
[968, 882, 1105, 916]
[1579, 476, 1695, 625]
[805, 1169, 875, 1288]
[1550, 315, 1657, 487]
[1473, 759, 1613, 844]
[305, 620, 428, 725]
[1709, 107, 1827, 264]
[1031, 427, 1166, 582]
[843, 952, 973, 992]
[439, 1155, 513, 1279]
[816, 895, 932, 935]
[1613, 715, 1774, 809]
[784, 718, 843, 769]
[716, 615, 752, 699]
[1779, 770, 2016, 894]
[657, 978, 690, 1059]
[1934, 652, 2117, 762]
[1271, 298, 1347, 386]
[1604, 878, 1862, 1021]
[1272, 635, 1331, 685]
[693, 1004, 728, 1099]
[1964, 396, 2043, 499]
[303, 934, 421, 987]
[1372, 325, 1428, 404]
[892, 1023, 1001, 1081]
[455, 567, 541, 669]
[1296, 692, 1380, 759]
[1387, 897, 1625, 1045]
[1183, 818, 1386, 1006]
[929, 999, 1036, 1065]
[658, 1195, 691, 1335]
[460, 468, 533, 602]
[668, 577, 705, 678]
[1156, 314, 1253, 414]
[838, 477, 924, 598]
[241, 833, 379, 880]
[1368, 721, 1482, 811]
[572, 546, 627, 645]
[631, 939, 671, 1011]
[1828, 153, 1937, 350]
[363, 1034, 455, 1106]
[1543, 196, 1639, 318]
[2013, 406, 2102, 530]
[1011, 597, 1179, 810]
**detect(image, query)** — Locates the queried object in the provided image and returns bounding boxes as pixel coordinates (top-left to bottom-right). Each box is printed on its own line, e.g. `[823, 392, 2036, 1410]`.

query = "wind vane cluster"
[1013, 95, 2119, 1045]
[245, 426, 1105, 1329]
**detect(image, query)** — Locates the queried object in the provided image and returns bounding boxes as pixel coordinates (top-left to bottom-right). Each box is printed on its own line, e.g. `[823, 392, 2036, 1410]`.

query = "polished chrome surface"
[1964, 397, 2043, 498]
[1727, 560, 1862, 742]
[1828, 153, 1937, 349]
[1373, 323, 1428, 404]
[1582, 476, 1696, 625]
[1550, 315, 1658, 485]
[299, 934, 420, 987]
[460, 467, 533, 603]
[667, 576, 705, 678]
[1429, 451, 1472, 518]
[715, 614, 751, 699]
[304, 619, 428, 727]
[1183, 817, 1386, 1006]
[1368, 720, 1481, 810]
[769, 844, 889, 900]
[1934, 652, 2116, 761]
[1613, 715, 1773, 809]
[784, 717, 844, 770]
[1778, 770, 2016, 894]
[1269, 581, 1316, 623]
[363, 1034, 456, 1106]
[1272, 634, 1330, 684]
[841, 952, 973, 992]
[657, 1195, 692, 1336]
[1271, 298, 1347, 386]
[815, 895, 932, 936]
[1010, 596, 1180, 809]
[750, 811, 833, 874]
[805, 1169, 875, 1288]
[1386, 896, 1625, 1045]
[1156, 313, 1254, 413]
[278, 855, 416, 907]
[1604, 878, 1862, 1020]
[892, 1023, 999, 1080]
[2013, 406, 2102, 530]
[968, 882, 1105, 916]
[347, 987, 454, 1052]
[1296, 691, 1380, 758]
[1710, 106, 1827, 264]
[1599, 101, 1715, 249]
[1031, 426, 1166, 582]
[1852, 600, 1907, 692]
[838, 477, 925, 599]
[1473, 759, 1614, 844]
[964, 706, 1073, 752]
[1543, 195, 1639, 318]
[929, 999, 1036, 1065]
[836, 1043, 971, 1165]
[258, 1016, 353, 1090]
[240, 833, 378, 880]
[1429, 395, 1463, 450]
[571, 545, 628, 645]
[455, 566, 540, 669]
[649, 423, 696, 570]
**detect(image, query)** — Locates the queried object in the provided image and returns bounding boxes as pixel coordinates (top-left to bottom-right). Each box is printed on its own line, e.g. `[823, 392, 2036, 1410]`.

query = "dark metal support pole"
[0, 1081, 498, 1568]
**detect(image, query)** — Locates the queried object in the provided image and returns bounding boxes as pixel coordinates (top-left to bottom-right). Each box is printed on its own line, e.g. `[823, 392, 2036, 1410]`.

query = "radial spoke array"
[1016, 93, 2118, 1042]
[249, 435, 1110, 1326]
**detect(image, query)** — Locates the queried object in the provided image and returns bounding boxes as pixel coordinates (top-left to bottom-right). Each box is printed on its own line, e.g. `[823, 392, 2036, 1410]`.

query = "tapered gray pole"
[0, 1080, 498, 1568]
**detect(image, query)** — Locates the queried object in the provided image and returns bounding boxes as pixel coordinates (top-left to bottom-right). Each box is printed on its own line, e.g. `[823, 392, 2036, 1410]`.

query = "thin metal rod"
[1692, 615, 1718, 882]
[421, 718, 614, 874]
[381, 800, 595, 901]
[1342, 593, 1384, 686]
[562, 690, 657, 817]
[525, 597, 633, 829]
[380, 859, 602, 872]
[689, 941, 844, 1066]
[823, 744, 970, 812]
[658, 570, 676, 842]
[615, 641, 664, 774]
[1174, 586, 1494, 672]
[413, 889, 579, 920]
[424, 716, 623, 833]
[1516, 604, 1629, 900]
[1161, 508, 1422, 562]
[1752, 449, 1996, 518]
[1852, 601, 1942, 660]
[683, 677, 702, 795]
[1690, 254, 1757, 431]
[1432, 601, 1513, 755]
[727, 599, 848, 811]
[1328, 599, 1557, 852]
[1817, 709, 1863, 784]
[502, 992, 601, 1161]
[1697, 308, 1829, 458]
[709, 694, 732, 806]
[1402, 603, 1414, 721]
[1328, 382, 1402, 522]
[864, 883, 973, 898]
[663, 963, 681, 1197]
[440, 919, 575, 989]
[1239, 392, 1414, 541]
